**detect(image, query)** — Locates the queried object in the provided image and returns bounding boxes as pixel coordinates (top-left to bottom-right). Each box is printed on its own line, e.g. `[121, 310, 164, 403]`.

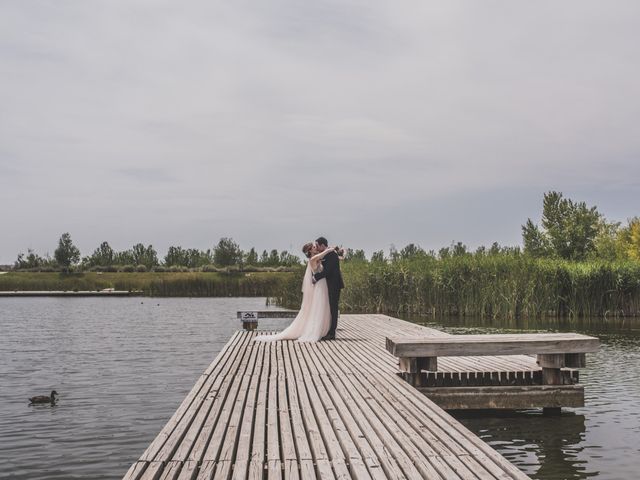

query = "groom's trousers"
[328, 288, 341, 336]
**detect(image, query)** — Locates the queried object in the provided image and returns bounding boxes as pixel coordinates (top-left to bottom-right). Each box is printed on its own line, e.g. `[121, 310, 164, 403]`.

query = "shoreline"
[0, 290, 138, 297]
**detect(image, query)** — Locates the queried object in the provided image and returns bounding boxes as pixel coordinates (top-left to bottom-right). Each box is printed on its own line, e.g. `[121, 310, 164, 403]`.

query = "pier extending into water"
[0, 290, 137, 297]
[123, 314, 598, 479]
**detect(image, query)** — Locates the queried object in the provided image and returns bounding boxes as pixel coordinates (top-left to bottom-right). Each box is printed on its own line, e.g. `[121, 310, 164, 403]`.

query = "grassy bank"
[0, 271, 291, 297]
[6, 258, 640, 318]
[275, 257, 640, 318]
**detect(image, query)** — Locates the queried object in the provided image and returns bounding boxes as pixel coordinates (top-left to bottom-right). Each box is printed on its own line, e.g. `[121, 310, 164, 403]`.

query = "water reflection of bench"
[386, 333, 600, 412]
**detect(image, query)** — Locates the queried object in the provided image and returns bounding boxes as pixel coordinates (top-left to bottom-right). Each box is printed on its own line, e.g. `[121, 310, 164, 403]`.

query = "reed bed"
[275, 257, 640, 318]
[0, 272, 290, 298]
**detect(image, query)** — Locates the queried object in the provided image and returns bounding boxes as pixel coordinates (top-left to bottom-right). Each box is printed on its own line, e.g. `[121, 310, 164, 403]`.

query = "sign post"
[239, 311, 259, 331]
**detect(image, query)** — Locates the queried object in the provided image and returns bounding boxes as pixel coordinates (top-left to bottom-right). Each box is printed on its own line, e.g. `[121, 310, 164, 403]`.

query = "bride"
[254, 242, 336, 342]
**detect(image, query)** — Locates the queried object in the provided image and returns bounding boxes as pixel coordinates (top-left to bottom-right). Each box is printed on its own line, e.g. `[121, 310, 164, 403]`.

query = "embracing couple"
[255, 236, 344, 343]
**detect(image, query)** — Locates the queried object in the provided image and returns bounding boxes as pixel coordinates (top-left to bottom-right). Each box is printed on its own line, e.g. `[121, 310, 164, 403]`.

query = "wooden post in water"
[538, 353, 564, 415]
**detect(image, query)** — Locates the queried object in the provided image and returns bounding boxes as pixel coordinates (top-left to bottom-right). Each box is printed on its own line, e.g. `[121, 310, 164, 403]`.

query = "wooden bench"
[386, 333, 599, 383]
[386, 333, 599, 411]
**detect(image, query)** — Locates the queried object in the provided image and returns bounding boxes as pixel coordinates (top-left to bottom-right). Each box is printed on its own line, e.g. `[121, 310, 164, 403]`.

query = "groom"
[311, 236, 344, 340]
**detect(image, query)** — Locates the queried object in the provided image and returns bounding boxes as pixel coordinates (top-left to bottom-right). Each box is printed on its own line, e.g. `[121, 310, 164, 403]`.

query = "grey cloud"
[1, 0, 639, 263]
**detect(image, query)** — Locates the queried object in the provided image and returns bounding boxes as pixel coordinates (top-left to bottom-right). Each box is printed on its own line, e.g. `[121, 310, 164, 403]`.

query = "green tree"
[114, 249, 135, 265]
[344, 248, 367, 262]
[451, 241, 468, 257]
[279, 250, 301, 267]
[266, 249, 280, 267]
[15, 249, 47, 269]
[54, 232, 80, 272]
[399, 243, 425, 259]
[523, 191, 602, 260]
[245, 247, 259, 266]
[132, 243, 159, 267]
[85, 241, 115, 267]
[618, 217, 640, 261]
[164, 246, 187, 266]
[213, 237, 242, 266]
[522, 219, 550, 257]
[370, 250, 386, 263]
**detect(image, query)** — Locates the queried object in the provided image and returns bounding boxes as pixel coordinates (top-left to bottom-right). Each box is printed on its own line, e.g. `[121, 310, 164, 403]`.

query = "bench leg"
[399, 356, 438, 373]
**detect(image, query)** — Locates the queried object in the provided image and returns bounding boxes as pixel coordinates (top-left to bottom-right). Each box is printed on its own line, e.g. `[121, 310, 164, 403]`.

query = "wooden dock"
[0, 290, 136, 297]
[123, 314, 554, 479]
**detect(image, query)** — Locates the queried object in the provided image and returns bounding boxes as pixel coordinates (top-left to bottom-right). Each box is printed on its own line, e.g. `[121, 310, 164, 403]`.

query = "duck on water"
[29, 390, 58, 405]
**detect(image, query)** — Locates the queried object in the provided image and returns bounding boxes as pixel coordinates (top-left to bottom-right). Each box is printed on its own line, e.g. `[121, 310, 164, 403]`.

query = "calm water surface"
[1, 298, 639, 480]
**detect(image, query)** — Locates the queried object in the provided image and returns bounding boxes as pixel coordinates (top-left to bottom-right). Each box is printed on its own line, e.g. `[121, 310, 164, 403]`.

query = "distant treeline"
[5, 191, 640, 317]
[11, 236, 302, 273]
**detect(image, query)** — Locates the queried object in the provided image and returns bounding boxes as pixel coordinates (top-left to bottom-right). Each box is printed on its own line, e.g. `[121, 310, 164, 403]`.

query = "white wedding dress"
[254, 262, 331, 342]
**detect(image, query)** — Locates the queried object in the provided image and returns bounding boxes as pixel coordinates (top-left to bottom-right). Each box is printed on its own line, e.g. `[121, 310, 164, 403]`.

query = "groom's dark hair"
[316, 236, 328, 247]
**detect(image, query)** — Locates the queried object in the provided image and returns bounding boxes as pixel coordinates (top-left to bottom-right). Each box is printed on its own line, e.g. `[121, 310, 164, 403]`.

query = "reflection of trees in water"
[454, 410, 596, 479]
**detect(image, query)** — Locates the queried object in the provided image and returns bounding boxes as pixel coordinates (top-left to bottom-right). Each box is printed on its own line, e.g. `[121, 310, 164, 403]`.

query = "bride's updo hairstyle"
[302, 242, 314, 259]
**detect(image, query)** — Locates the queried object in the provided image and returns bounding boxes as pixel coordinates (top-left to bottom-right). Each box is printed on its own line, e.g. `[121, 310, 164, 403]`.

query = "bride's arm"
[309, 247, 338, 273]
[310, 247, 337, 263]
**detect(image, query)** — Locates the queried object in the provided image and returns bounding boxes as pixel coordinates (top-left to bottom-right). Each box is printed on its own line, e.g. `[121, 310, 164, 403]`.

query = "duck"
[29, 390, 58, 404]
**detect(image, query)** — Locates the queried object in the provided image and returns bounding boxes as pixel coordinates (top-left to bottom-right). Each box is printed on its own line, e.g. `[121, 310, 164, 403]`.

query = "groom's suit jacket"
[313, 250, 345, 292]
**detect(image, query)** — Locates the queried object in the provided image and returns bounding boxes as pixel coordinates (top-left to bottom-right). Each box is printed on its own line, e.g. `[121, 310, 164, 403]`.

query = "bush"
[201, 264, 220, 272]
[136, 264, 147, 272]
[121, 265, 135, 273]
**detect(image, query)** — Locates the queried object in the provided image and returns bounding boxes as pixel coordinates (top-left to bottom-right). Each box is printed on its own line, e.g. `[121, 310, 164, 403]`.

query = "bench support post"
[399, 356, 438, 373]
[565, 353, 586, 368]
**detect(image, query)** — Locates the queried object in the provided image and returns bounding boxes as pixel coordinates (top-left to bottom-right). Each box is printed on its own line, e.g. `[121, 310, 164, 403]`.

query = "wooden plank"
[281, 341, 338, 480]
[123, 461, 148, 480]
[303, 342, 422, 479]
[168, 333, 255, 463]
[318, 340, 452, 480]
[419, 385, 585, 409]
[267, 343, 283, 480]
[328, 329, 502, 479]
[275, 342, 300, 480]
[297, 341, 384, 480]
[201, 332, 260, 463]
[288, 341, 364, 479]
[248, 335, 272, 480]
[346, 316, 531, 480]
[386, 333, 600, 357]
[214, 335, 264, 480]
[175, 461, 199, 480]
[230, 341, 266, 480]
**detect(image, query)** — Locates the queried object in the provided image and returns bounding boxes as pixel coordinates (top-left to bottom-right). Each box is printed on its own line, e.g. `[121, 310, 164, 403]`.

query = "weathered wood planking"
[386, 333, 599, 357]
[123, 315, 532, 480]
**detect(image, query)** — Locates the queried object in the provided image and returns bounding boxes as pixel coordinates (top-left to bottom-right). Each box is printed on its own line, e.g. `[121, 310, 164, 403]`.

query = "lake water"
[0, 298, 639, 480]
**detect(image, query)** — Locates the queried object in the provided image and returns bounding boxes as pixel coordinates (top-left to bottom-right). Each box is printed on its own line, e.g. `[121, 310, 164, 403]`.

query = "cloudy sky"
[1, 1, 639, 263]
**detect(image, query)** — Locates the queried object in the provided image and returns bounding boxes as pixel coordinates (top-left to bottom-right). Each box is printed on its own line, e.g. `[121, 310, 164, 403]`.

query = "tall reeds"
[274, 257, 640, 318]
[0, 271, 291, 298]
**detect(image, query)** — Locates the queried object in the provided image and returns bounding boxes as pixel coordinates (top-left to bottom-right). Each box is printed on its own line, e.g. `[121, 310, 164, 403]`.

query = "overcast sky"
[1, 1, 639, 264]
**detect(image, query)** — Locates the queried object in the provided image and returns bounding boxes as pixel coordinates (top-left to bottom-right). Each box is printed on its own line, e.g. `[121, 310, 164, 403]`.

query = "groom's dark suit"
[312, 250, 344, 338]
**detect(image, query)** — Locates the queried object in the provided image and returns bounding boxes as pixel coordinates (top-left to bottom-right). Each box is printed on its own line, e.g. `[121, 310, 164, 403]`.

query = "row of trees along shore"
[5, 191, 640, 318]
[12, 237, 301, 273]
